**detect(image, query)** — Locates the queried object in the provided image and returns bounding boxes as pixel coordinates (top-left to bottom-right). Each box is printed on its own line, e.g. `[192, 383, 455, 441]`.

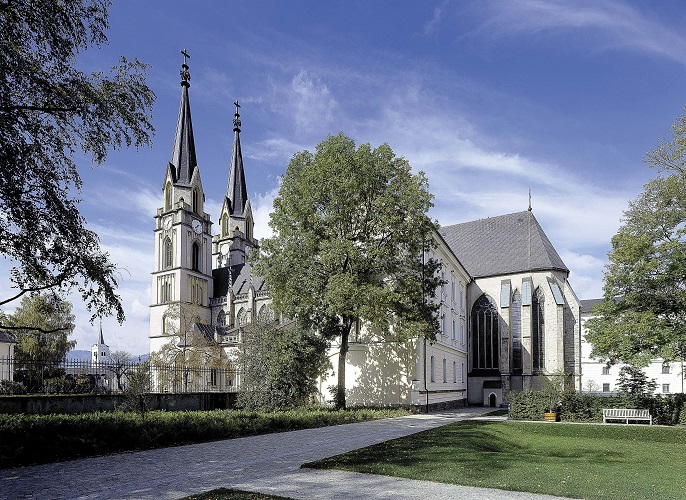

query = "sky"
[4, 0, 686, 355]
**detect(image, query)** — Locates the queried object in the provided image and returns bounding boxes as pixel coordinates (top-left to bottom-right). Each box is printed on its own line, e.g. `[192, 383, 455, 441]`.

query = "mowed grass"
[305, 420, 686, 499]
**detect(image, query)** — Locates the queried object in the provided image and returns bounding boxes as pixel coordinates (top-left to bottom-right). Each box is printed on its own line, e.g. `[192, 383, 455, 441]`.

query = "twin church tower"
[149, 53, 271, 355]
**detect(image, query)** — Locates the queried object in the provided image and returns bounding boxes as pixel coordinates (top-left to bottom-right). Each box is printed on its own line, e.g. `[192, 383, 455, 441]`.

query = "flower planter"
[544, 412, 557, 422]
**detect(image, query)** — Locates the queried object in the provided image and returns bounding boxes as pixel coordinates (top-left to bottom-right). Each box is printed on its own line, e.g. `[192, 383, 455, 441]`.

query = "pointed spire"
[170, 49, 197, 186]
[98, 321, 105, 346]
[226, 100, 249, 216]
[528, 188, 532, 211]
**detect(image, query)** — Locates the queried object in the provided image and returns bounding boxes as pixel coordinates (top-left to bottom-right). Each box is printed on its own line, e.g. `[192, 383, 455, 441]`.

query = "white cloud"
[479, 0, 686, 65]
[288, 70, 338, 135]
[423, 1, 448, 35]
[252, 187, 279, 241]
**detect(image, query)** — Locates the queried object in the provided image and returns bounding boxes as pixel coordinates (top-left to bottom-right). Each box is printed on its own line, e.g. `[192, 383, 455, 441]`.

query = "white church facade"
[149, 58, 583, 408]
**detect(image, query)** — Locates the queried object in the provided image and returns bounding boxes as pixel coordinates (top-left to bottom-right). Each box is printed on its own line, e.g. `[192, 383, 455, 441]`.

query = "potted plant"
[542, 371, 565, 422]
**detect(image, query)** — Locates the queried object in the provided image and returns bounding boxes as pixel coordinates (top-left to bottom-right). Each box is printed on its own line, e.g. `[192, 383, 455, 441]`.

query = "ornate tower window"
[236, 308, 248, 327]
[532, 287, 545, 371]
[192, 188, 199, 213]
[164, 237, 173, 269]
[164, 182, 172, 211]
[217, 310, 226, 326]
[192, 241, 200, 271]
[221, 213, 229, 237]
[471, 294, 499, 370]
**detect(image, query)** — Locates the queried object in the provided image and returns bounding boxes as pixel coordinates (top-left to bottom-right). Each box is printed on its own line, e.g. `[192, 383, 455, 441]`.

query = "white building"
[91, 323, 110, 364]
[580, 299, 685, 395]
[0, 331, 18, 381]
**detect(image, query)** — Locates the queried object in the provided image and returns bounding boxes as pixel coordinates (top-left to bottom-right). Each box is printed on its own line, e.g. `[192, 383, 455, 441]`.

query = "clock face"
[220, 243, 230, 255]
[163, 218, 172, 230]
[192, 219, 202, 234]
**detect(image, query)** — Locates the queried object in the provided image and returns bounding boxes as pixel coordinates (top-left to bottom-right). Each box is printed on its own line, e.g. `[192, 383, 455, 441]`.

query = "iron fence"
[0, 357, 239, 395]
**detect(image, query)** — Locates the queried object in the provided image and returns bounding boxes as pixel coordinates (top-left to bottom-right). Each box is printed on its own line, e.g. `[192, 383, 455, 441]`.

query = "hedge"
[510, 390, 685, 425]
[0, 405, 410, 469]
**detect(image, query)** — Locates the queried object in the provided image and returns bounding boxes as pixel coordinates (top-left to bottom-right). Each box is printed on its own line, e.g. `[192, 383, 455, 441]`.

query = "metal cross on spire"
[233, 99, 241, 130]
[180, 48, 191, 85]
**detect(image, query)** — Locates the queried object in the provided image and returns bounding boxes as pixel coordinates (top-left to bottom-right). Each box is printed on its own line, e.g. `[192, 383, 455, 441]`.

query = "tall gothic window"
[192, 241, 200, 271]
[246, 214, 253, 241]
[192, 189, 199, 213]
[471, 294, 499, 370]
[164, 182, 172, 211]
[257, 305, 273, 323]
[532, 288, 545, 371]
[221, 213, 229, 237]
[164, 237, 173, 269]
[217, 310, 226, 326]
[511, 290, 522, 372]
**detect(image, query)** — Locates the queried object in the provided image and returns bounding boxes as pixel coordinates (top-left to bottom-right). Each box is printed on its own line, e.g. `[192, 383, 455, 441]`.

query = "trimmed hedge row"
[510, 390, 686, 425]
[0, 405, 410, 469]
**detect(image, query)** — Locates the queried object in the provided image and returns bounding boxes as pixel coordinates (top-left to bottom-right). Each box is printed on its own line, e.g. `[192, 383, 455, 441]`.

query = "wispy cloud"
[477, 0, 686, 65]
[423, 1, 448, 35]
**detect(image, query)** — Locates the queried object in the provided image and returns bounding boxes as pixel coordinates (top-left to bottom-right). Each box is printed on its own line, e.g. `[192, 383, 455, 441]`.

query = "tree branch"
[0, 105, 79, 114]
[0, 324, 68, 334]
[0, 278, 66, 306]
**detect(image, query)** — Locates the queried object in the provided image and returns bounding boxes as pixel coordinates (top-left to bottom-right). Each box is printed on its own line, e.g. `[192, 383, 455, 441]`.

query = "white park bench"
[602, 408, 652, 425]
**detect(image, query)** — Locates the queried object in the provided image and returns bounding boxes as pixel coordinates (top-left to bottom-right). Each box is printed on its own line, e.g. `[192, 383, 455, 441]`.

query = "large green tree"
[586, 109, 686, 366]
[0, 0, 155, 325]
[253, 133, 442, 409]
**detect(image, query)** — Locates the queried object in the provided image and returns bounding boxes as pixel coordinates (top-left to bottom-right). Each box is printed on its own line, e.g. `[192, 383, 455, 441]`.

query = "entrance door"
[489, 393, 497, 407]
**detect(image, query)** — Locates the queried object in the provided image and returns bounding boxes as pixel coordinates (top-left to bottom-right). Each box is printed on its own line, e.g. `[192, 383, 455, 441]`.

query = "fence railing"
[0, 357, 239, 395]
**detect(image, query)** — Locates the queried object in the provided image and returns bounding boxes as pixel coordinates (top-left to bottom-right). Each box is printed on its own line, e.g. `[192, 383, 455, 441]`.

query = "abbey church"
[149, 59, 582, 409]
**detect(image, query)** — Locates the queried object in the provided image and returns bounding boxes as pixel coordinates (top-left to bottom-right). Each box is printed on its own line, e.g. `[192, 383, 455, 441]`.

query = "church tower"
[213, 101, 258, 269]
[91, 323, 110, 364]
[150, 51, 214, 354]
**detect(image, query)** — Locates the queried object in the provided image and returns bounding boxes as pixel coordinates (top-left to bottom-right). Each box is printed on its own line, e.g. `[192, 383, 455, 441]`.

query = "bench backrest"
[602, 408, 650, 418]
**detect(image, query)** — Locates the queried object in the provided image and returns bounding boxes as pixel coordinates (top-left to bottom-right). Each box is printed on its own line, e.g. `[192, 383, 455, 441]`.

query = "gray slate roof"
[213, 262, 266, 298]
[439, 211, 568, 279]
[0, 331, 18, 344]
[169, 82, 197, 187]
[580, 298, 603, 314]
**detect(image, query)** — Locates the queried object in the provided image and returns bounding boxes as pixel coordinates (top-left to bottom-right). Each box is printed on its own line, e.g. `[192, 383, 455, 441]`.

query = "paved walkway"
[0, 407, 567, 500]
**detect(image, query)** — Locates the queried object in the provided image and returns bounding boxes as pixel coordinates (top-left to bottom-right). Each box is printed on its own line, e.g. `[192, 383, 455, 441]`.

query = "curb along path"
[1, 407, 566, 500]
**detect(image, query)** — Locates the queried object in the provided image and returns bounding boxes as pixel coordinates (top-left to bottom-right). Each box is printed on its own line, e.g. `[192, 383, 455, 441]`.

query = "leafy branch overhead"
[0, 0, 155, 323]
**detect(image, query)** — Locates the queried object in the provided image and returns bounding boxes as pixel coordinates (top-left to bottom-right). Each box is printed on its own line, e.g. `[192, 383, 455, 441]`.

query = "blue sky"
[4, 0, 686, 355]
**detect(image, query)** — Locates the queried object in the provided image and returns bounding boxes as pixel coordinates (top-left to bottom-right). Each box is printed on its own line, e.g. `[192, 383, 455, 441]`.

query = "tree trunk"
[336, 324, 350, 410]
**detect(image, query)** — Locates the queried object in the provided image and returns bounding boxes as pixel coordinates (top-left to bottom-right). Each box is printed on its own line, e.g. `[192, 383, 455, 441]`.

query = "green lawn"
[305, 420, 686, 499]
[184, 488, 291, 499]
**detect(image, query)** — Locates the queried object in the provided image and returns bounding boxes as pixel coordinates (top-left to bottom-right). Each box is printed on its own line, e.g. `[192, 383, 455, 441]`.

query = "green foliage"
[253, 133, 441, 408]
[120, 361, 152, 418]
[510, 390, 685, 425]
[586, 110, 686, 365]
[0, 406, 410, 468]
[306, 420, 686, 499]
[0, 0, 155, 321]
[0, 380, 26, 395]
[615, 366, 657, 396]
[237, 321, 330, 411]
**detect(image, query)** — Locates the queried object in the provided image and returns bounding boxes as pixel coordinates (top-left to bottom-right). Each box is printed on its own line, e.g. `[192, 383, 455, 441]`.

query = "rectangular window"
[452, 319, 456, 340]
[430, 356, 435, 382]
[602, 383, 610, 392]
[441, 272, 445, 296]
[663, 384, 670, 394]
[451, 281, 456, 303]
[443, 358, 447, 383]
[460, 321, 465, 344]
[662, 362, 670, 374]
[602, 366, 610, 375]
[460, 282, 464, 311]
[453, 361, 457, 383]
[461, 362, 465, 383]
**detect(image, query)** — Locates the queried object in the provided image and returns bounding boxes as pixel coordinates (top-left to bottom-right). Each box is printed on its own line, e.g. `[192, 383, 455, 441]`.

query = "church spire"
[98, 321, 105, 345]
[170, 49, 197, 186]
[226, 100, 249, 216]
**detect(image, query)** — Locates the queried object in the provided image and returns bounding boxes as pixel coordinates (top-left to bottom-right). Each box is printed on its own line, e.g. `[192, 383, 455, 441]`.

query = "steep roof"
[169, 64, 197, 187]
[439, 211, 568, 278]
[225, 102, 249, 217]
[213, 262, 266, 298]
[580, 298, 603, 314]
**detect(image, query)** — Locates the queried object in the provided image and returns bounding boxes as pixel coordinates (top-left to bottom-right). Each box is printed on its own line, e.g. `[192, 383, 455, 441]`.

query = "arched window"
[221, 213, 229, 237]
[192, 189, 199, 213]
[236, 308, 248, 327]
[246, 215, 253, 241]
[511, 290, 522, 372]
[532, 288, 545, 371]
[257, 305, 273, 323]
[192, 241, 200, 271]
[471, 294, 499, 370]
[164, 182, 172, 211]
[164, 237, 173, 269]
[217, 310, 226, 326]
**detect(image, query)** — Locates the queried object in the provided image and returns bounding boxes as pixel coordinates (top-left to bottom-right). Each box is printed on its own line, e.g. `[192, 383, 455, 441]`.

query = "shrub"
[0, 380, 26, 395]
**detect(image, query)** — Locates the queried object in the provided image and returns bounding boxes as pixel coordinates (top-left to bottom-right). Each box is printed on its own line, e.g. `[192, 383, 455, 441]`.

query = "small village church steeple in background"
[91, 322, 110, 364]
